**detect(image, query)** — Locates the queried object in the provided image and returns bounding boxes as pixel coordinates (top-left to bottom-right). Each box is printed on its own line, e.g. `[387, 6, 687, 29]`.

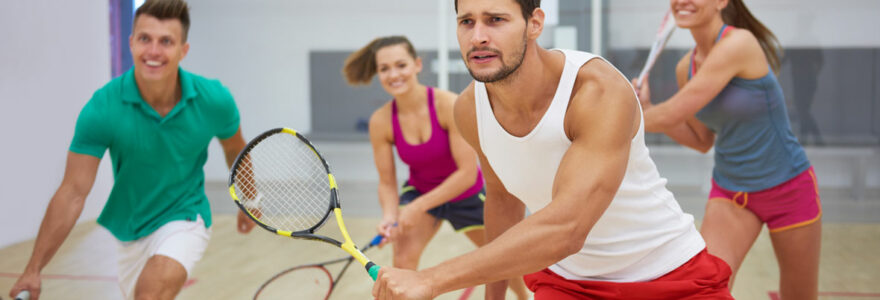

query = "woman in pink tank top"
[343, 35, 530, 300]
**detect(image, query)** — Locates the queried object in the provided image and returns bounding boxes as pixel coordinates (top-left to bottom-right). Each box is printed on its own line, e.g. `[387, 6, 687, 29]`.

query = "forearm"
[411, 168, 477, 210]
[220, 128, 247, 169]
[484, 195, 526, 299]
[224, 149, 238, 169]
[25, 189, 86, 273]
[377, 182, 400, 219]
[662, 118, 713, 153]
[424, 204, 579, 296]
[642, 102, 682, 133]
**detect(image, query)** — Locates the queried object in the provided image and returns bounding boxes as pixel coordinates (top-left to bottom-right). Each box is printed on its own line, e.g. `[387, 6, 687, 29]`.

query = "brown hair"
[342, 36, 417, 85]
[722, 0, 782, 73]
[134, 0, 191, 42]
[455, 0, 541, 21]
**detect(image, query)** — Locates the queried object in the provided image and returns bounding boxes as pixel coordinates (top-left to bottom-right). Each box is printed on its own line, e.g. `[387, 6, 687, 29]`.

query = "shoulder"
[724, 27, 761, 46]
[714, 27, 764, 60]
[432, 88, 459, 109]
[432, 87, 460, 124]
[572, 58, 636, 105]
[368, 101, 393, 133]
[568, 59, 638, 138]
[370, 100, 392, 119]
[676, 50, 693, 76]
[452, 82, 477, 124]
[675, 49, 694, 84]
[453, 82, 480, 145]
[92, 72, 129, 105]
[186, 70, 236, 106]
[81, 76, 125, 117]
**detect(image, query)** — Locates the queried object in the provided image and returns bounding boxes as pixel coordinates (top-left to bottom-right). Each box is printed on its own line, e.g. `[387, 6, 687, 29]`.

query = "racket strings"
[234, 133, 333, 232]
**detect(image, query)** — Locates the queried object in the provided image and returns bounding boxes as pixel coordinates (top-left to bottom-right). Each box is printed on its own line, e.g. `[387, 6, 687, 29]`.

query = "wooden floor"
[2, 215, 879, 300]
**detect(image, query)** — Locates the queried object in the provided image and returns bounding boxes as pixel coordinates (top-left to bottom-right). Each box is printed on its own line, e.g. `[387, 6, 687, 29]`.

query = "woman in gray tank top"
[633, 0, 820, 299]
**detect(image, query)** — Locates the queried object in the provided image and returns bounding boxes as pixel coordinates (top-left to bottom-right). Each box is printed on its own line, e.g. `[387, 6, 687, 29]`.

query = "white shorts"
[116, 215, 211, 299]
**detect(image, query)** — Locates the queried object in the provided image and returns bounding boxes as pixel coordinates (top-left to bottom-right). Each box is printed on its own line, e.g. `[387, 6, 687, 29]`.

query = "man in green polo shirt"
[9, 1, 255, 299]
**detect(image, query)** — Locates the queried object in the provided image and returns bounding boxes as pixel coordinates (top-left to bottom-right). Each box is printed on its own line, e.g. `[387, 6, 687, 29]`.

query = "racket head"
[229, 128, 339, 244]
[253, 265, 334, 300]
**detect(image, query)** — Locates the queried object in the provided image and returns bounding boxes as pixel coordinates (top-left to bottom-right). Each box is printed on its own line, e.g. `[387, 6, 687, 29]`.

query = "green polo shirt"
[70, 67, 239, 241]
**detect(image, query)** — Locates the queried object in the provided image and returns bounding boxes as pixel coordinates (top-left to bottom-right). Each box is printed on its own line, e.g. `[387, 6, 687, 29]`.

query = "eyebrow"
[486, 12, 512, 18]
[378, 59, 409, 66]
[457, 11, 512, 20]
[136, 32, 176, 40]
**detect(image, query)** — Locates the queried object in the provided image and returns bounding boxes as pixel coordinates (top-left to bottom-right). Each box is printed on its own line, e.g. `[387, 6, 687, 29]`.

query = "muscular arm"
[11, 152, 100, 299]
[454, 83, 527, 299]
[643, 30, 764, 132]
[654, 53, 715, 152]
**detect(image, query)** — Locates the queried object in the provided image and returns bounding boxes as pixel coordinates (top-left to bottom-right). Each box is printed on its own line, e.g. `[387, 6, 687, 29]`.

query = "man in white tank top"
[371, 1, 733, 299]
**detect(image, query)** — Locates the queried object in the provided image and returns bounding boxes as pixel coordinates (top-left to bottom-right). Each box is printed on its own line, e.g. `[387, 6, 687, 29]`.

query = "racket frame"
[228, 127, 379, 279]
[253, 235, 383, 300]
[637, 10, 676, 89]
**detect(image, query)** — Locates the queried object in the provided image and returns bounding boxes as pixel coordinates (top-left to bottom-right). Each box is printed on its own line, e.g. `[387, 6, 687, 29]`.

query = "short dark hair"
[134, 0, 191, 41]
[455, 0, 540, 21]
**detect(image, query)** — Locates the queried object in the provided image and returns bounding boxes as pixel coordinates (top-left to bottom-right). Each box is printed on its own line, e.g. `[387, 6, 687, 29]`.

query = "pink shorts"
[709, 166, 821, 232]
[523, 249, 733, 299]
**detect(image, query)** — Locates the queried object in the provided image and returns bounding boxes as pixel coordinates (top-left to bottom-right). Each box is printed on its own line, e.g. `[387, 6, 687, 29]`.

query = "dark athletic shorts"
[399, 183, 485, 232]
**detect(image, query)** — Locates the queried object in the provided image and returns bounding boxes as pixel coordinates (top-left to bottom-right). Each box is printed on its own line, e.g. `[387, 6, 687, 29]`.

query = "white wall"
[608, 0, 880, 49]
[185, 0, 459, 180]
[186, 0, 880, 182]
[0, 2, 114, 248]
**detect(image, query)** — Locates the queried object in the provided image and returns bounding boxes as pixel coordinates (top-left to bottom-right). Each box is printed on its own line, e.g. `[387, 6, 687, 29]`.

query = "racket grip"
[369, 234, 384, 247]
[365, 262, 381, 281]
[15, 290, 31, 300]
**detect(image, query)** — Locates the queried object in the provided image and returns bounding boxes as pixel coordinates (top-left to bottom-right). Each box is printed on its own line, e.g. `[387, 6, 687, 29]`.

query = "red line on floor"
[0, 272, 197, 288]
[182, 278, 198, 288]
[0, 272, 115, 282]
[769, 291, 880, 298]
[458, 286, 475, 300]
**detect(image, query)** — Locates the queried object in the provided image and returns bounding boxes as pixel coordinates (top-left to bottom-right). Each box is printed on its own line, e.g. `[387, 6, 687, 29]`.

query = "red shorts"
[523, 249, 733, 300]
[709, 166, 821, 232]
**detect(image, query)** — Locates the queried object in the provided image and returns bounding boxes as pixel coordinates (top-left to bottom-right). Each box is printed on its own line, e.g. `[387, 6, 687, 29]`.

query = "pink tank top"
[392, 86, 484, 202]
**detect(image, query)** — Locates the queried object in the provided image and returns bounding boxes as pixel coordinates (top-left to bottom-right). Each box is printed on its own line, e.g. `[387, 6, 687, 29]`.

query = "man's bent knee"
[134, 255, 187, 300]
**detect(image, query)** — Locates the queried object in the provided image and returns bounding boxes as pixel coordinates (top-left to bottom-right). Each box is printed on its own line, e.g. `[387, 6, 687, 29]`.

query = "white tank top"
[475, 49, 705, 282]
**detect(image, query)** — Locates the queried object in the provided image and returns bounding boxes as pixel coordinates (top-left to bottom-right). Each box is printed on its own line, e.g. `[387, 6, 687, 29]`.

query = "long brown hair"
[722, 0, 782, 73]
[342, 36, 417, 85]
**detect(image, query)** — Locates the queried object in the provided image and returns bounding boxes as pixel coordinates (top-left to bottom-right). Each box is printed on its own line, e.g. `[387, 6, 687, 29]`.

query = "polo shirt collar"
[121, 67, 198, 105]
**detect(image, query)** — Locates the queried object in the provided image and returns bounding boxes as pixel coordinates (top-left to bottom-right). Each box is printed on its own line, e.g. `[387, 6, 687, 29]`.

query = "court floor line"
[0, 272, 197, 288]
[457, 286, 475, 300]
[768, 291, 880, 299]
